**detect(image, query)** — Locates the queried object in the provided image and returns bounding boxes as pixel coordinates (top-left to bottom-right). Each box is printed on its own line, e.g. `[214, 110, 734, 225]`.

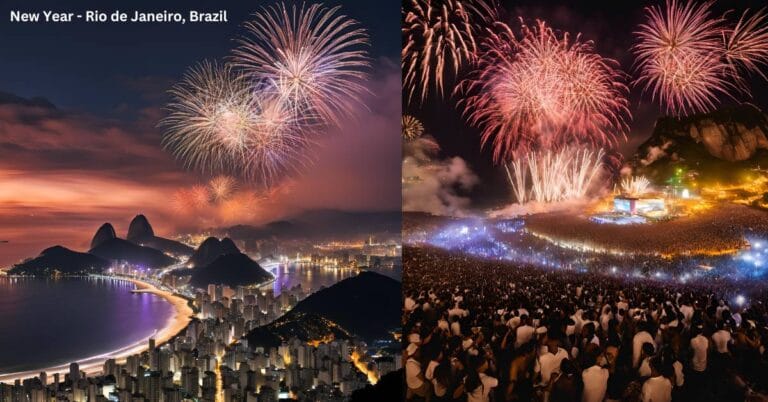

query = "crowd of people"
[525, 203, 768, 256]
[403, 246, 768, 402]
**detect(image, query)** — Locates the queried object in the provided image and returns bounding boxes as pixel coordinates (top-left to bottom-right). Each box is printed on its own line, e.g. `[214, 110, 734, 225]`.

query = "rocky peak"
[127, 214, 155, 241]
[649, 104, 768, 162]
[188, 236, 241, 268]
[91, 223, 117, 249]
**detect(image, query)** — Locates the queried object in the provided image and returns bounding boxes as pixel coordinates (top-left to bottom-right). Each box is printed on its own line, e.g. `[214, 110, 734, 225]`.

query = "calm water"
[0, 265, 390, 375]
[268, 264, 359, 296]
[0, 277, 174, 374]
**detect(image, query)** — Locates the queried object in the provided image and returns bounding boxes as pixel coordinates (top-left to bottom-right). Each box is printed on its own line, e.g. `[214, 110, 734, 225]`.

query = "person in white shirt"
[535, 340, 569, 386]
[638, 343, 656, 378]
[448, 303, 469, 319]
[679, 300, 694, 328]
[515, 315, 535, 349]
[582, 364, 609, 402]
[690, 327, 709, 373]
[424, 348, 448, 400]
[405, 347, 430, 401]
[617, 298, 629, 314]
[599, 305, 613, 333]
[429, 362, 451, 399]
[404, 295, 417, 312]
[456, 355, 498, 402]
[641, 358, 672, 402]
[507, 311, 521, 330]
[633, 325, 656, 368]
[450, 316, 462, 337]
[712, 322, 732, 354]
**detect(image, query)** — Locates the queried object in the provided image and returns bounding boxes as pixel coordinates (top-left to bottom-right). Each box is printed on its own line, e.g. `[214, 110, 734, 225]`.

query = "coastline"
[0, 276, 194, 384]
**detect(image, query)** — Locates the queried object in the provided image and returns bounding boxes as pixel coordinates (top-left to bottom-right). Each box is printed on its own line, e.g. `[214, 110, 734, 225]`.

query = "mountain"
[633, 104, 768, 184]
[90, 238, 176, 268]
[8, 246, 109, 275]
[224, 210, 401, 241]
[245, 272, 400, 347]
[126, 214, 154, 241]
[91, 223, 117, 249]
[189, 252, 271, 288]
[187, 237, 240, 268]
[126, 215, 193, 257]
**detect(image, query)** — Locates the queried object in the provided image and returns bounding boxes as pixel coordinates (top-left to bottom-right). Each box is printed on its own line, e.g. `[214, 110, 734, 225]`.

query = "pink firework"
[633, 0, 768, 116]
[402, 0, 495, 104]
[725, 8, 768, 80]
[460, 20, 630, 163]
[633, 0, 732, 115]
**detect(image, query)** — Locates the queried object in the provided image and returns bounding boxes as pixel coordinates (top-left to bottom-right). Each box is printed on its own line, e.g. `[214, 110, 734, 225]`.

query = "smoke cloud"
[641, 140, 673, 166]
[402, 137, 478, 216]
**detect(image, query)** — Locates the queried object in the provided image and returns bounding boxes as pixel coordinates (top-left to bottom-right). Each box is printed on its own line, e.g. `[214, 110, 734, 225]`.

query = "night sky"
[403, 0, 768, 208]
[0, 0, 399, 113]
[0, 0, 400, 265]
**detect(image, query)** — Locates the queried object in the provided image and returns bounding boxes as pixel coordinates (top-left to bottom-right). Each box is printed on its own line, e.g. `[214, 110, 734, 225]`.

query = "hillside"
[9, 246, 109, 275]
[245, 272, 400, 347]
[632, 104, 768, 184]
[126, 215, 193, 257]
[187, 237, 240, 268]
[189, 252, 271, 288]
[89, 238, 176, 268]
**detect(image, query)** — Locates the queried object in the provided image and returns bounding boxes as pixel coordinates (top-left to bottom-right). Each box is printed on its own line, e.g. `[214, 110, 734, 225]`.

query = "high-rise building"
[69, 362, 80, 383]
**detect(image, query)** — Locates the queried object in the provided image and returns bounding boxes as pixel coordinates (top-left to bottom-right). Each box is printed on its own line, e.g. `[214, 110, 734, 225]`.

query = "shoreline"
[0, 276, 194, 384]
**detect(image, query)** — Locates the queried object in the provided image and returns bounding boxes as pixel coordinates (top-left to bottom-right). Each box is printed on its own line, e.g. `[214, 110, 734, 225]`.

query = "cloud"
[641, 140, 673, 166]
[0, 60, 401, 265]
[402, 137, 479, 217]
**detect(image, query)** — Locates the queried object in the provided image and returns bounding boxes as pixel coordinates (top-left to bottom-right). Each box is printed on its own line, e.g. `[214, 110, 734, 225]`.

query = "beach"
[0, 277, 193, 384]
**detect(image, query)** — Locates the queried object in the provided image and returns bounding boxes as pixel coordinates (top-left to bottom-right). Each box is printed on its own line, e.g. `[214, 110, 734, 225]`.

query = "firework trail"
[161, 61, 311, 187]
[232, 2, 370, 127]
[460, 20, 630, 163]
[633, 0, 768, 116]
[620, 175, 652, 197]
[402, 0, 495, 104]
[402, 115, 425, 141]
[507, 148, 605, 204]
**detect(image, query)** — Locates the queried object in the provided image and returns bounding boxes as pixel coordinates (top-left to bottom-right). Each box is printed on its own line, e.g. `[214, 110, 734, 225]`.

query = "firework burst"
[208, 175, 238, 202]
[172, 184, 215, 213]
[402, 115, 425, 141]
[402, 0, 495, 104]
[461, 20, 630, 163]
[633, 0, 732, 116]
[633, 0, 768, 116]
[232, 2, 370, 127]
[160, 61, 311, 187]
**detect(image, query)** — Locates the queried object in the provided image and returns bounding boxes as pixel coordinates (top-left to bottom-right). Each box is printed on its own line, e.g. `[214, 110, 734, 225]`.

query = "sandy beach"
[0, 277, 193, 384]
